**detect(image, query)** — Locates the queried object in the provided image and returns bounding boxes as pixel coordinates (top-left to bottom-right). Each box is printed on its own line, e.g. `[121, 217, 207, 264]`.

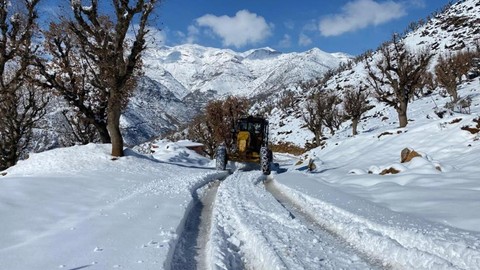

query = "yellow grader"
[215, 116, 272, 175]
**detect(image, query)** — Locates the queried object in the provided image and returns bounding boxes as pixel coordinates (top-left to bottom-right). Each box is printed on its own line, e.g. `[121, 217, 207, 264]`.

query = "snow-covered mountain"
[142, 44, 349, 98]
[122, 77, 198, 146]
[122, 45, 349, 144]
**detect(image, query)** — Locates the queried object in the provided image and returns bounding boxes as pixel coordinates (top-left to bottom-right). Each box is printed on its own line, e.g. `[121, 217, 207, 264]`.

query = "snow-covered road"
[208, 171, 377, 270]
[2, 141, 480, 269]
[169, 166, 480, 270]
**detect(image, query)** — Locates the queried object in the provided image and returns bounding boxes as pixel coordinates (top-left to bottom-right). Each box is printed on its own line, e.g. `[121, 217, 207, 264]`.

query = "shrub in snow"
[445, 96, 472, 114]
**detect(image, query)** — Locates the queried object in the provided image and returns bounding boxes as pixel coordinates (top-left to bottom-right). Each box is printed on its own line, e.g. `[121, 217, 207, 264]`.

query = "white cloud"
[278, 34, 292, 48]
[319, 0, 406, 37]
[298, 33, 312, 46]
[195, 10, 273, 48]
[186, 25, 199, 43]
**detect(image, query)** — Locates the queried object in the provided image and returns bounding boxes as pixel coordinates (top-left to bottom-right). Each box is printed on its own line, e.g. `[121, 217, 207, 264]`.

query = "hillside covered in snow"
[264, 0, 480, 148]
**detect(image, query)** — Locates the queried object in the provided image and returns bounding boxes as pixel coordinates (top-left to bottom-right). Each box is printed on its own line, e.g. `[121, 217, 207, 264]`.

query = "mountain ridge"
[142, 44, 349, 98]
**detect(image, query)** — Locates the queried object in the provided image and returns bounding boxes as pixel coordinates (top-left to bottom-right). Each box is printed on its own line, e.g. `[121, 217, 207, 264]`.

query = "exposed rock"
[380, 167, 400, 175]
[461, 126, 480, 134]
[461, 118, 480, 134]
[401, 148, 421, 163]
[308, 159, 317, 172]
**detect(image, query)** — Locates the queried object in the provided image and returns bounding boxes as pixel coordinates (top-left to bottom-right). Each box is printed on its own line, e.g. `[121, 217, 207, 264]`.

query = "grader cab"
[215, 116, 272, 175]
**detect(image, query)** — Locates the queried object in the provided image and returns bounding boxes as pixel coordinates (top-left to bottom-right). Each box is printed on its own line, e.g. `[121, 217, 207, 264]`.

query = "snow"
[142, 43, 346, 99]
[2, 89, 480, 269]
[0, 143, 225, 269]
[1, 1, 480, 268]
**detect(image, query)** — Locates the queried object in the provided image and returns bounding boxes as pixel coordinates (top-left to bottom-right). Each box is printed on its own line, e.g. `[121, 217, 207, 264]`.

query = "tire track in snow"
[264, 178, 387, 269]
[196, 180, 221, 270]
[209, 171, 376, 270]
[266, 178, 480, 269]
[168, 172, 229, 270]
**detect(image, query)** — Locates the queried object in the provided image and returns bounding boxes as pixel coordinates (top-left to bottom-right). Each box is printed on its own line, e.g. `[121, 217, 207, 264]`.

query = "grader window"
[253, 123, 262, 134]
[237, 120, 262, 135]
[237, 121, 248, 131]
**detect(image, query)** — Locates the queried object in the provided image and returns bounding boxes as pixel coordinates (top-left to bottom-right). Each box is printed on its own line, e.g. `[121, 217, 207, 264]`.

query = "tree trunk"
[397, 101, 408, 128]
[314, 131, 322, 147]
[352, 118, 359, 136]
[94, 122, 111, 143]
[328, 126, 335, 135]
[107, 101, 124, 157]
[451, 89, 458, 103]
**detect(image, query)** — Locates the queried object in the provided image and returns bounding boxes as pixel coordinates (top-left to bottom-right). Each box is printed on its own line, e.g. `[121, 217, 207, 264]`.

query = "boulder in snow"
[401, 148, 421, 163]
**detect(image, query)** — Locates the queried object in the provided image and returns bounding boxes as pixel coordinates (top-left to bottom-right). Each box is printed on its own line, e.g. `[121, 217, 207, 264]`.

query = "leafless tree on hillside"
[435, 50, 477, 103]
[187, 113, 216, 158]
[277, 90, 298, 113]
[302, 90, 342, 146]
[435, 54, 460, 102]
[366, 34, 433, 128]
[343, 86, 372, 136]
[71, 0, 160, 157]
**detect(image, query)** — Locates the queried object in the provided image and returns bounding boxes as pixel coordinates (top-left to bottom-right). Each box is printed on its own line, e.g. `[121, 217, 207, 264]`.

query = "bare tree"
[455, 50, 477, 81]
[420, 72, 437, 97]
[60, 109, 101, 145]
[277, 89, 298, 113]
[187, 113, 216, 158]
[204, 96, 249, 149]
[303, 94, 324, 147]
[222, 96, 250, 147]
[435, 53, 459, 102]
[186, 96, 250, 157]
[39, 21, 110, 143]
[0, 0, 48, 170]
[302, 90, 341, 146]
[66, 0, 159, 157]
[322, 92, 343, 135]
[366, 34, 432, 128]
[343, 86, 372, 136]
[204, 99, 227, 147]
[435, 50, 477, 103]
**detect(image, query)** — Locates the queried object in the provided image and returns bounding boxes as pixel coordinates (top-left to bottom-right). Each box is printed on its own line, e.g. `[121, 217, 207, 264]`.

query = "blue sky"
[39, 0, 454, 55]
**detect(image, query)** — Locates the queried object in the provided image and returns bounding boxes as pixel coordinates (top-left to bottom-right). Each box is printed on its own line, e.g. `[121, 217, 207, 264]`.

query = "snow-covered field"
[2, 76, 480, 270]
